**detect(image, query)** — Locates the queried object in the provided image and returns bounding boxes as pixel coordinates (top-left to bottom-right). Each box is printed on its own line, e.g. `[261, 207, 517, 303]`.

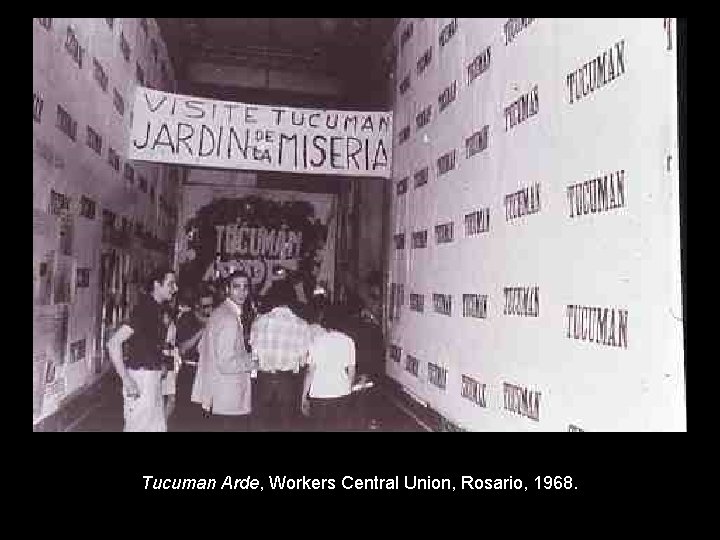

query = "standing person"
[107, 266, 178, 432]
[174, 288, 194, 327]
[160, 304, 181, 423]
[301, 303, 357, 431]
[191, 271, 256, 431]
[307, 285, 329, 342]
[174, 285, 213, 428]
[250, 279, 312, 431]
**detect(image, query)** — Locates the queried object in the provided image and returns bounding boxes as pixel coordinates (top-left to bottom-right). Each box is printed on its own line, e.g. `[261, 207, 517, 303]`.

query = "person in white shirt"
[301, 302, 356, 431]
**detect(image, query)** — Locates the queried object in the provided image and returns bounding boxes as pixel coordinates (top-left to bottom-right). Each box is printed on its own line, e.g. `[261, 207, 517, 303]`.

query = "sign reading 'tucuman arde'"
[128, 87, 393, 178]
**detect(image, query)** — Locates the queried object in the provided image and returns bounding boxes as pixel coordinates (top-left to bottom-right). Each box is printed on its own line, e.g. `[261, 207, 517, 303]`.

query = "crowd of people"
[107, 265, 380, 432]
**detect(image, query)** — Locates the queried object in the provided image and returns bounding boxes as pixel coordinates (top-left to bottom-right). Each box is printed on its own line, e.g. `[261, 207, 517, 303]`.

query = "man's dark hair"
[266, 279, 297, 309]
[226, 269, 250, 285]
[309, 293, 328, 325]
[197, 282, 215, 304]
[145, 265, 174, 293]
[176, 286, 195, 308]
[320, 304, 349, 333]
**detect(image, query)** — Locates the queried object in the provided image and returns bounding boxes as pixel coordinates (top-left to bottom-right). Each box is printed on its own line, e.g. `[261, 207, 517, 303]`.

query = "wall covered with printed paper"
[33, 18, 180, 424]
[384, 18, 684, 431]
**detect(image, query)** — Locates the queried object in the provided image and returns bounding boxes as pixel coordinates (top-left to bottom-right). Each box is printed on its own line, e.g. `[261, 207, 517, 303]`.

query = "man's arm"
[107, 325, 139, 397]
[301, 362, 315, 417]
[345, 338, 357, 383]
[249, 317, 263, 370]
[346, 364, 357, 385]
[215, 318, 254, 374]
[178, 327, 204, 356]
[176, 316, 204, 356]
[298, 320, 313, 368]
[249, 317, 260, 350]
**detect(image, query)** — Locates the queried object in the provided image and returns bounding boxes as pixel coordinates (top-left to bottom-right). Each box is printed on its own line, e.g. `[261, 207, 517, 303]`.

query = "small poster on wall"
[58, 209, 74, 257]
[34, 251, 54, 306]
[69, 338, 86, 364]
[53, 255, 75, 304]
[32, 351, 47, 418]
[44, 358, 57, 384]
[33, 304, 69, 398]
[53, 305, 69, 367]
[34, 208, 57, 307]
[76, 267, 90, 288]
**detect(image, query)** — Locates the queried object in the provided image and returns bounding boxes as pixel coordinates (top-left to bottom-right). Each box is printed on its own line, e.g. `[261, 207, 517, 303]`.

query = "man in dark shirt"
[107, 266, 178, 432]
[174, 285, 213, 429]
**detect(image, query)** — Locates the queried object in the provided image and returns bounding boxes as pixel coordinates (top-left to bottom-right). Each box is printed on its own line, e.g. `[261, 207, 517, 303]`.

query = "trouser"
[123, 369, 166, 432]
[309, 395, 351, 431]
[176, 364, 196, 404]
[256, 371, 300, 430]
[176, 364, 199, 407]
[209, 413, 250, 432]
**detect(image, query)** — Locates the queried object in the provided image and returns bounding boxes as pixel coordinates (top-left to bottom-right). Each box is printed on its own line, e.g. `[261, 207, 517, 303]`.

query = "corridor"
[33, 18, 685, 434]
[66, 372, 429, 432]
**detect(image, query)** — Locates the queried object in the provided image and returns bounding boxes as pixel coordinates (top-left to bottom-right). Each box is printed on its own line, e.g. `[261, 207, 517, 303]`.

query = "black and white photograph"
[33, 18, 686, 438]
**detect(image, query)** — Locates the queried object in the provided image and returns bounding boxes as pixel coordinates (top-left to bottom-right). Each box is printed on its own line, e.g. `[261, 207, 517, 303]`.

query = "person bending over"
[301, 303, 356, 431]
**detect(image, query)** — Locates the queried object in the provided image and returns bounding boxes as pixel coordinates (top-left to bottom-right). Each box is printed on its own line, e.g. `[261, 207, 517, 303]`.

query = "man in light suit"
[191, 270, 256, 431]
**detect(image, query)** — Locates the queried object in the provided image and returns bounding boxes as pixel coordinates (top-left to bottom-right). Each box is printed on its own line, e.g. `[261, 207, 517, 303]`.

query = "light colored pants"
[162, 370, 177, 396]
[123, 369, 167, 432]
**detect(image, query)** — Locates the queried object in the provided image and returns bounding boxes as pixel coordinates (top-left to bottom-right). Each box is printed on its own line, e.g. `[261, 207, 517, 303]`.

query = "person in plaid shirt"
[250, 279, 312, 430]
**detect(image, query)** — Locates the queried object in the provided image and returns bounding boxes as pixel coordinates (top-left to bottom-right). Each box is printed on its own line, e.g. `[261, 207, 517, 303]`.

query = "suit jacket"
[191, 299, 255, 415]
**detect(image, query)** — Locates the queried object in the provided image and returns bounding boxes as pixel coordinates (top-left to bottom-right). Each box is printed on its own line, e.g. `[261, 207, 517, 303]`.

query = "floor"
[70, 372, 428, 432]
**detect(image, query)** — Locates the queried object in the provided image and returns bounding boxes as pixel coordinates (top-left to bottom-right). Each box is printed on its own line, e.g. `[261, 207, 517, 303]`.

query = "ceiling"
[156, 18, 398, 109]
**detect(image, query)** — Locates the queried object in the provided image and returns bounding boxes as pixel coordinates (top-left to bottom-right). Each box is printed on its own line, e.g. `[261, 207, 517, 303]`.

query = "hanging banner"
[128, 87, 393, 178]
